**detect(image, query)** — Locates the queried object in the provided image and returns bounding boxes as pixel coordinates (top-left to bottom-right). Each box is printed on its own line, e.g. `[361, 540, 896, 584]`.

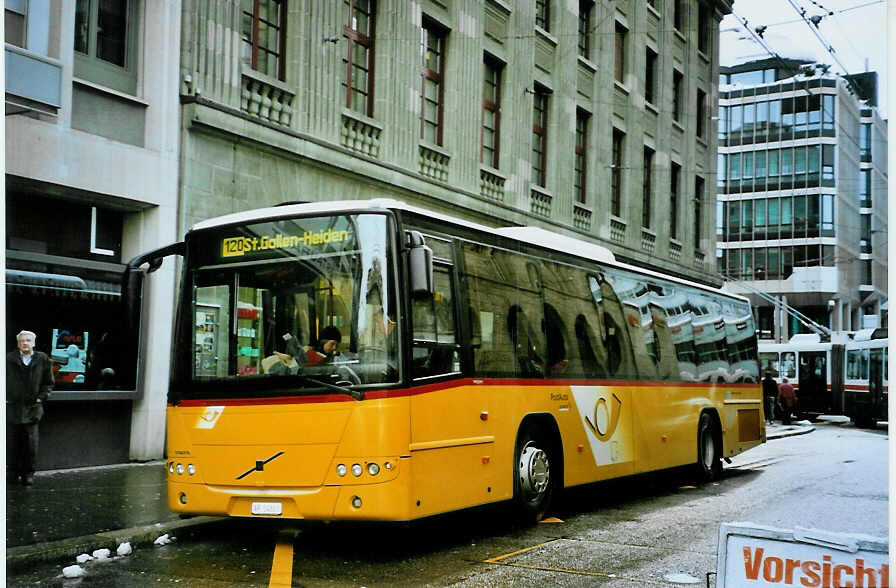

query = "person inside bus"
[762, 371, 777, 424]
[305, 326, 342, 366]
[777, 377, 797, 425]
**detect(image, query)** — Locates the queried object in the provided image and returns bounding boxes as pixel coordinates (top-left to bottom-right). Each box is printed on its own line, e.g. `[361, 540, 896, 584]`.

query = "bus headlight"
[187, 464, 196, 476]
[336, 464, 347, 477]
[351, 463, 363, 477]
[168, 462, 175, 474]
[176, 463, 185, 475]
[367, 463, 380, 476]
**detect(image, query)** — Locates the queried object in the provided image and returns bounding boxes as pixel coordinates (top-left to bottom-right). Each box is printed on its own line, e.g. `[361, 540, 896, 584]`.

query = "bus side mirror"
[406, 231, 433, 299]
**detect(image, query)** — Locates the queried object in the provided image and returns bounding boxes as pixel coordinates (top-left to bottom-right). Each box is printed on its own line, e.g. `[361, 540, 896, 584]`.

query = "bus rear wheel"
[513, 425, 554, 523]
[696, 412, 722, 482]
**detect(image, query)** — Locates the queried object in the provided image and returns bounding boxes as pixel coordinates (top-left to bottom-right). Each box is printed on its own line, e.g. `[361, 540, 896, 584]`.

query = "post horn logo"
[585, 393, 622, 442]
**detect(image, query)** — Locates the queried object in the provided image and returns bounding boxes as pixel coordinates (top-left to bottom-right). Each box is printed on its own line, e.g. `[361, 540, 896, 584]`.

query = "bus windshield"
[179, 213, 398, 399]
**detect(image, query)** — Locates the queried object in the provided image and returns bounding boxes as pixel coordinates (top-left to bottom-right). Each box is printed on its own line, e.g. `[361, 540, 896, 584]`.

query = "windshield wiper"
[297, 375, 363, 401]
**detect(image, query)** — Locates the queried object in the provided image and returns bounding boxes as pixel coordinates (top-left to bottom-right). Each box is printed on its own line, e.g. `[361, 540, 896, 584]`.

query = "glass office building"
[716, 59, 887, 340]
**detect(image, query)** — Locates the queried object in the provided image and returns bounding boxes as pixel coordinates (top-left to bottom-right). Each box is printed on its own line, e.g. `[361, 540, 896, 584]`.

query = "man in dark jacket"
[762, 372, 778, 424]
[7, 330, 54, 486]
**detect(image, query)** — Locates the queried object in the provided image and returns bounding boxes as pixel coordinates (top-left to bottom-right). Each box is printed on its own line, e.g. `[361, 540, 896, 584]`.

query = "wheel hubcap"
[519, 443, 550, 497]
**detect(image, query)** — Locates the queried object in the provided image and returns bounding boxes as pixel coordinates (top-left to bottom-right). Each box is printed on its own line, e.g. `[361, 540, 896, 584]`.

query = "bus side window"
[412, 265, 459, 379]
[781, 352, 796, 379]
[542, 303, 568, 377]
[589, 273, 638, 379]
[574, 314, 608, 378]
[649, 300, 679, 381]
[460, 242, 517, 376]
[508, 305, 543, 377]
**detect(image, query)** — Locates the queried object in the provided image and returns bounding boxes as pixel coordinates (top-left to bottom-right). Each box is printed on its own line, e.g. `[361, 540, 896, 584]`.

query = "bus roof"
[189, 199, 745, 303]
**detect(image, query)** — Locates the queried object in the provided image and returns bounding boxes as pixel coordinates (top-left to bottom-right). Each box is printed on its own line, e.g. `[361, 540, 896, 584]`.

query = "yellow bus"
[126, 199, 764, 523]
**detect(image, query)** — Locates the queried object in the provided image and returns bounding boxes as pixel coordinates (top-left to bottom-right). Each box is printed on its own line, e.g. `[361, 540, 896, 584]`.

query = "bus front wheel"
[696, 412, 722, 482]
[513, 425, 554, 523]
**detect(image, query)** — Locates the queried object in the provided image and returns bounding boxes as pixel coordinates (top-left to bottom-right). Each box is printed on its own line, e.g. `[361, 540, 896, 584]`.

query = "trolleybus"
[844, 329, 888, 428]
[126, 199, 765, 522]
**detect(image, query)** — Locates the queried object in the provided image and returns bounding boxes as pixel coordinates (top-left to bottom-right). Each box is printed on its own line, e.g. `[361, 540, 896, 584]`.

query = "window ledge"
[645, 101, 659, 115]
[341, 108, 383, 132]
[480, 164, 506, 181]
[614, 80, 630, 95]
[529, 183, 553, 198]
[577, 55, 597, 73]
[698, 50, 710, 64]
[674, 29, 687, 43]
[696, 136, 708, 147]
[73, 77, 148, 107]
[534, 26, 558, 47]
[646, 4, 661, 20]
[418, 140, 451, 159]
[486, 0, 513, 16]
[672, 119, 685, 133]
[241, 65, 293, 94]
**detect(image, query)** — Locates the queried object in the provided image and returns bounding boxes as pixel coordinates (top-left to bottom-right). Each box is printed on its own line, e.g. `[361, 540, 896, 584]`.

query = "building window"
[860, 123, 872, 161]
[74, 0, 139, 94]
[614, 22, 627, 84]
[697, 2, 710, 55]
[673, 70, 684, 123]
[343, 0, 375, 116]
[673, 0, 684, 31]
[481, 56, 503, 168]
[578, 1, 593, 59]
[240, 0, 286, 81]
[670, 162, 681, 239]
[536, 0, 550, 31]
[575, 109, 590, 204]
[420, 19, 446, 145]
[694, 175, 705, 248]
[611, 128, 624, 217]
[5, 2, 26, 48]
[696, 88, 707, 139]
[859, 170, 872, 207]
[531, 88, 549, 187]
[645, 47, 658, 106]
[642, 146, 654, 228]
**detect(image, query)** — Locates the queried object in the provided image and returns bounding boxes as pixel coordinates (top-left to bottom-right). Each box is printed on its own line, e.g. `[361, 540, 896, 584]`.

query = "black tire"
[512, 423, 554, 523]
[695, 412, 722, 482]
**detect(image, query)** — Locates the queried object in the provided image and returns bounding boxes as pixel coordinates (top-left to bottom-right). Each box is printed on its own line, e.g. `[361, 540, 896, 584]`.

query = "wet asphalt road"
[6, 423, 887, 587]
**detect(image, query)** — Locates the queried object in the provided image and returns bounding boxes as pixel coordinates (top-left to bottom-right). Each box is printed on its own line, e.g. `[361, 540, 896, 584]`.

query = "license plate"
[251, 502, 282, 516]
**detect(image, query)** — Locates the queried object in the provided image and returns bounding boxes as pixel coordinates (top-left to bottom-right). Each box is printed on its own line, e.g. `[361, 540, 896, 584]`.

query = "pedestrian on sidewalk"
[762, 372, 777, 424]
[6, 330, 54, 486]
[777, 377, 796, 425]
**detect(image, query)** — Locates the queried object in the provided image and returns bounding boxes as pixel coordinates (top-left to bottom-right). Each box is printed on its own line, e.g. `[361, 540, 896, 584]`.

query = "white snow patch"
[117, 542, 133, 556]
[154, 533, 172, 545]
[62, 565, 86, 578]
[663, 572, 701, 584]
[75, 553, 94, 564]
[91, 548, 111, 560]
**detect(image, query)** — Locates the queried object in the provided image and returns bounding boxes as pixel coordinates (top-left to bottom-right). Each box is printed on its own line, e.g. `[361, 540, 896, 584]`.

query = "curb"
[6, 516, 225, 571]
[767, 425, 815, 440]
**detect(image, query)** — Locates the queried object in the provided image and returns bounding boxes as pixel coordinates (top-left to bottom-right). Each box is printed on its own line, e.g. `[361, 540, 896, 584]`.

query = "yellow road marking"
[269, 542, 294, 588]
[483, 539, 561, 563]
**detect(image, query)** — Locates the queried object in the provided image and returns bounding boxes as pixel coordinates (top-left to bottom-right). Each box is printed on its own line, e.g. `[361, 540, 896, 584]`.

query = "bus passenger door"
[409, 261, 492, 516]
[798, 352, 827, 417]
[869, 348, 884, 420]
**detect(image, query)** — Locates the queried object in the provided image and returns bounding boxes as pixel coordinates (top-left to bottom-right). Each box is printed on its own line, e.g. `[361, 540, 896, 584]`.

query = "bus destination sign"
[221, 228, 350, 258]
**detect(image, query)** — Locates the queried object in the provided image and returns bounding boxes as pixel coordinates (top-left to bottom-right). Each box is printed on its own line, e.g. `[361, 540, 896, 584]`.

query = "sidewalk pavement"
[5, 416, 853, 569]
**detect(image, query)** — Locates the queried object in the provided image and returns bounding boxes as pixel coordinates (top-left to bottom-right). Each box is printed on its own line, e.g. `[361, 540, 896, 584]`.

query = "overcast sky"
[719, 0, 888, 116]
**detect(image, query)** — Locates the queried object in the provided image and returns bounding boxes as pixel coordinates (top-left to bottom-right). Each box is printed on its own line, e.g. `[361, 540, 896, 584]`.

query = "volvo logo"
[236, 451, 284, 480]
